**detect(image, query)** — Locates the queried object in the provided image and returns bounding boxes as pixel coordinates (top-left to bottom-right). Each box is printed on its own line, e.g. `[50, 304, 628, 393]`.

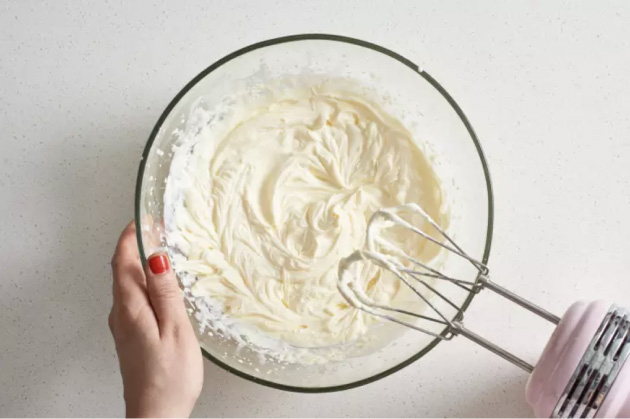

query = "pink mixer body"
[526, 301, 630, 418]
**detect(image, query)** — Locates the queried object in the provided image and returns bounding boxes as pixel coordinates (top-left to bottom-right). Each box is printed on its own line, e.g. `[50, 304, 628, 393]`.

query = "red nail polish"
[148, 254, 169, 275]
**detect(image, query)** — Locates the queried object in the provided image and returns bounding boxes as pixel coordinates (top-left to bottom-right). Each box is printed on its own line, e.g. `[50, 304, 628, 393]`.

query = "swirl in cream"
[166, 80, 446, 351]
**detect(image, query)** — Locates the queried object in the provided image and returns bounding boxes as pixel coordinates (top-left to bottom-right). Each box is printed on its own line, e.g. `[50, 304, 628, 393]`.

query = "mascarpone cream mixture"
[165, 78, 447, 361]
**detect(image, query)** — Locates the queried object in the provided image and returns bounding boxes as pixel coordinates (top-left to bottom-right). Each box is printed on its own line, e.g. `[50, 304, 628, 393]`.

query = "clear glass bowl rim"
[134, 33, 494, 393]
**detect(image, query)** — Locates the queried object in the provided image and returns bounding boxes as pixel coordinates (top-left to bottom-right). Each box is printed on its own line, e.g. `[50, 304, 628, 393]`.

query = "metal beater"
[338, 203, 630, 418]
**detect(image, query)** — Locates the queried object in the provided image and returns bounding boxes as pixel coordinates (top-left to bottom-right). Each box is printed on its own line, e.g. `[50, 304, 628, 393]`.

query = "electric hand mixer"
[338, 203, 630, 418]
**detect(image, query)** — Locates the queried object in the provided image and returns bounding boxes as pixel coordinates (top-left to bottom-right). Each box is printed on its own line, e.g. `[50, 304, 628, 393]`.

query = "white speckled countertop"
[2, 1, 630, 417]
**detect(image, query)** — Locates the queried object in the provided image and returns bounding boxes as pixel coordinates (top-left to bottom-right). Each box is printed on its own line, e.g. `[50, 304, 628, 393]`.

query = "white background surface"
[2, 1, 630, 417]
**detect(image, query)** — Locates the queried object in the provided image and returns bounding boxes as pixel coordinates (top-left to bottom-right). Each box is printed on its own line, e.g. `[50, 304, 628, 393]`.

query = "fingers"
[111, 222, 188, 337]
[111, 221, 150, 310]
[145, 252, 188, 334]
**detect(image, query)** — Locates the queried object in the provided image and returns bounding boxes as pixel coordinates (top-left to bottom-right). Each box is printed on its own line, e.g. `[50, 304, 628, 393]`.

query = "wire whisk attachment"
[338, 203, 559, 372]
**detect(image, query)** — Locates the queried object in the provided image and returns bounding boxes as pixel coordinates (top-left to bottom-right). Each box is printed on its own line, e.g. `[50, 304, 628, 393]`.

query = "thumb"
[145, 252, 188, 331]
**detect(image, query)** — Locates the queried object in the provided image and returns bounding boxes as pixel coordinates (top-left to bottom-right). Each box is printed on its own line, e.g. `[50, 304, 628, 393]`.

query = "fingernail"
[148, 254, 170, 275]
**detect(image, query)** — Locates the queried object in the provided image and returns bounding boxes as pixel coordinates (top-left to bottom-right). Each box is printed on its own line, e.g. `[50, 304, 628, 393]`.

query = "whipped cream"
[165, 78, 447, 360]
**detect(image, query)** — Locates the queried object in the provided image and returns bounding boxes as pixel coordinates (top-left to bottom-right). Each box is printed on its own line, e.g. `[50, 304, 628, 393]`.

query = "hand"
[109, 222, 203, 418]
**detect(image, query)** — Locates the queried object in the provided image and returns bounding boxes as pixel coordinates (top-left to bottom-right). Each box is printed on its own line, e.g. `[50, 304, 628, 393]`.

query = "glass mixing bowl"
[135, 34, 493, 392]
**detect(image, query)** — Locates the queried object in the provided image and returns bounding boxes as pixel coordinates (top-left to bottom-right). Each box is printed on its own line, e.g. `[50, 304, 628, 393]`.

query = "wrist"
[125, 397, 194, 418]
